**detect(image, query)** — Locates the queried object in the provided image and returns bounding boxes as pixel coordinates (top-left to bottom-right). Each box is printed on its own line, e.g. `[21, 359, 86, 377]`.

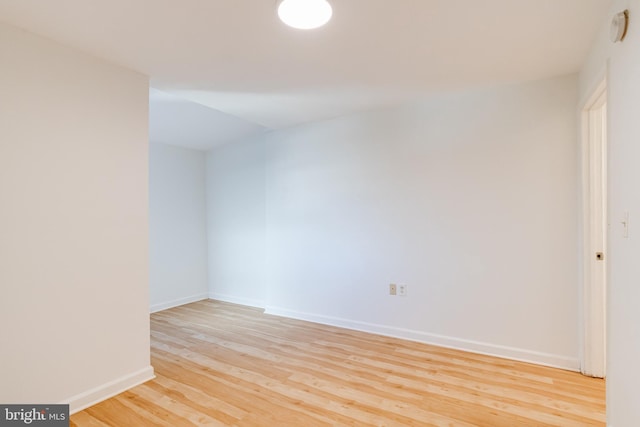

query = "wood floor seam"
[71, 300, 605, 426]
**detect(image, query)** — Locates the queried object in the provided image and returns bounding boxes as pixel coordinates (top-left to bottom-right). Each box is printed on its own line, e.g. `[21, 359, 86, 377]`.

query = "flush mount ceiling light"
[277, 0, 333, 30]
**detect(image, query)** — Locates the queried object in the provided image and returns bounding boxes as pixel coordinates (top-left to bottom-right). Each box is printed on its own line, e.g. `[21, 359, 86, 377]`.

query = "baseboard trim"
[209, 293, 265, 309]
[150, 293, 209, 313]
[64, 366, 155, 414]
[264, 305, 580, 372]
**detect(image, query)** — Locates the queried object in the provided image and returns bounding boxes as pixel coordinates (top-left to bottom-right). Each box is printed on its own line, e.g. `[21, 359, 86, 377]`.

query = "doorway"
[581, 79, 607, 378]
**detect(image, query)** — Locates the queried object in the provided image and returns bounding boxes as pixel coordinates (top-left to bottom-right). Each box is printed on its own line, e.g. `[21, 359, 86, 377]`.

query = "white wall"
[0, 23, 153, 411]
[207, 75, 580, 369]
[149, 142, 208, 312]
[580, 1, 640, 425]
[206, 138, 266, 307]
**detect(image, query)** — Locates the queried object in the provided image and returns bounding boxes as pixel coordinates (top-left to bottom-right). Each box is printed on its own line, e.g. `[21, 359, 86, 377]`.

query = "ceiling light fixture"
[277, 0, 333, 30]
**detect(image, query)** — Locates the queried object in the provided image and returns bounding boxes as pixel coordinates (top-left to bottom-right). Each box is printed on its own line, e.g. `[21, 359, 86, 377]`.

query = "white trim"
[265, 306, 580, 372]
[209, 293, 266, 309]
[150, 293, 209, 313]
[64, 366, 155, 414]
[580, 77, 607, 378]
[579, 66, 608, 108]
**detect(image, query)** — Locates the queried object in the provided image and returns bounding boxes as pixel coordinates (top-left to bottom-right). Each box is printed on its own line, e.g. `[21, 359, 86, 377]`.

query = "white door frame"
[580, 78, 607, 378]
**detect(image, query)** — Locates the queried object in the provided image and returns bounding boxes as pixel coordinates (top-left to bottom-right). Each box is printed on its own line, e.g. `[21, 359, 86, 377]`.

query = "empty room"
[1, 0, 639, 426]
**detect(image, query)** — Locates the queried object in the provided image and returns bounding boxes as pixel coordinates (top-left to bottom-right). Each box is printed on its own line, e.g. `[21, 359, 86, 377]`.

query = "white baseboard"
[264, 306, 580, 372]
[64, 366, 155, 414]
[150, 293, 209, 313]
[209, 292, 265, 309]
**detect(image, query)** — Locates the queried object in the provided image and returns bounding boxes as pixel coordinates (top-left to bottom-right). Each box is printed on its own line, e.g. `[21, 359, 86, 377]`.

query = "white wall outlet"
[389, 284, 397, 295]
[398, 284, 407, 296]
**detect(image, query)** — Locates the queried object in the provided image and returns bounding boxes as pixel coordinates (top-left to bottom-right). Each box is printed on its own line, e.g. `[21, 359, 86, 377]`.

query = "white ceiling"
[0, 0, 612, 149]
[149, 89, 268, 150]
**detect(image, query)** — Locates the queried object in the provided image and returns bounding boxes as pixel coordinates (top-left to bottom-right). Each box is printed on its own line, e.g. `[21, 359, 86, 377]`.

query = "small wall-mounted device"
[610, 10, 629, 43]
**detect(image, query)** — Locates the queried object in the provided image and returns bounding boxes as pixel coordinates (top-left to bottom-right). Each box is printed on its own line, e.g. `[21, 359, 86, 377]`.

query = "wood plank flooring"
[71, 300, 605, 426]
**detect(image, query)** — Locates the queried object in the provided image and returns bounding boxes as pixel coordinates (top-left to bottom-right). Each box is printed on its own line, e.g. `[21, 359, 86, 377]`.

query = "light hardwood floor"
[71, 300, 605, 426]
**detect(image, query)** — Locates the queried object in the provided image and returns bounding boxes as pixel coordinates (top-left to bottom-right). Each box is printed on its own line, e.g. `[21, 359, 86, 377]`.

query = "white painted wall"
[149, 142, 208, 312]
[580, 1, 640, 425]
[0, 23, 153, 411]
[205, 75, 580, 369]
[206, 139, 266, 307]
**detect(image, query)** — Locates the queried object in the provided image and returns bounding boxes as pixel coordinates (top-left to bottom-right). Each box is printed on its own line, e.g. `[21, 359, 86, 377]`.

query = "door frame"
[580, 78, 607, 378]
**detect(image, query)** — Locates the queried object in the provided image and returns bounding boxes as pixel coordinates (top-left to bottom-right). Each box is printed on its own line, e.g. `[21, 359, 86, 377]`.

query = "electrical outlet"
[398, 284, 407, 296]
[389, 284, 397, 295]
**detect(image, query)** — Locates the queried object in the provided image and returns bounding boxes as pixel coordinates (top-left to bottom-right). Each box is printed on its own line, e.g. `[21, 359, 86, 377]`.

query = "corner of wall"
[65, 366, 155, 414]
